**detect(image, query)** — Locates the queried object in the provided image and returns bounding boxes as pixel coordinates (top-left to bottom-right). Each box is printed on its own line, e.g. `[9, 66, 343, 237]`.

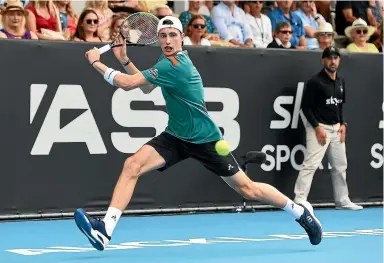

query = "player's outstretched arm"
[112, 37, 156, 93]
[118, 58, 156, 93]
[86, 47, 152, 92]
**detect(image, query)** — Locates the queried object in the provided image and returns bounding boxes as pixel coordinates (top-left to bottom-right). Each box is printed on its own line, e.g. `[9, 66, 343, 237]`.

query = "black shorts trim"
[145, 132, 240, 177]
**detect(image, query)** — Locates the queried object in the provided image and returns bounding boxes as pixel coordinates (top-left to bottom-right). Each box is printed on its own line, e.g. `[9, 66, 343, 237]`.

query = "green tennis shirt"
[141, 50, 222, 144]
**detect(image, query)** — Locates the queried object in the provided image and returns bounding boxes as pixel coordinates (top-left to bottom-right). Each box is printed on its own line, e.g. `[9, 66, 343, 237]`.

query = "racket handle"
[98, 44, 111, 55]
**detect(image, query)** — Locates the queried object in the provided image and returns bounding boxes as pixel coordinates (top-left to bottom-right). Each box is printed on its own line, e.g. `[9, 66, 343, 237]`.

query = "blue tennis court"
[1, 207, 382, 263]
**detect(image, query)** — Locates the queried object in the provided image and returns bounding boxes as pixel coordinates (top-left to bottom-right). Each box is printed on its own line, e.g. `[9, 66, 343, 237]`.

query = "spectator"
[54, 0, 78, 39]
[179, 0, 216, 35]
[315, 0, 330, 22]
[373, 21, 383, 52]
[335, 1, 371, 36]
[0, 0, 37, 39]
[152, 4, 172, 19]
[72, 8, 104, 42]
[0, 3, 4, 29]
[106, 13, 126, 41]
[211, 0, 254, 48]
[108, 1, 149, 14]
[267, 21, 295, 49]
[146, 0, 168, 13]
[245, 1, 273, 48]
[25, 0, 64, 40]
[199, 0, 214, 16]
[294, 0, 325, 50]
[345, 18, 379, 53]
[84, 0, 113, 39]
[183, 14, 211, 46]
[369, 1, 383, 24]
[314, 22, 335, 50]
[268, 0, 306, 49]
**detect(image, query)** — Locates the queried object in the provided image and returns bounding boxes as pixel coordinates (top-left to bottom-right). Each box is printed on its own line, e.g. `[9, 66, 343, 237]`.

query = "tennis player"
[75, 16, 323, 251]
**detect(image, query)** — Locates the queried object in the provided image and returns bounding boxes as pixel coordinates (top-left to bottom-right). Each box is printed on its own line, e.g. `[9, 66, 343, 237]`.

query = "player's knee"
[122, 157, 142, 178]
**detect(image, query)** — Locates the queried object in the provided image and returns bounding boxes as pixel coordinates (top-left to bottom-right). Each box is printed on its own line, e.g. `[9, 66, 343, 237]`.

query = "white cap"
[157, 16, 183, 34]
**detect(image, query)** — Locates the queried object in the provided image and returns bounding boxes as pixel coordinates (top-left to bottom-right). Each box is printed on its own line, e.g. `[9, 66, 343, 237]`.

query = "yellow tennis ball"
[215, 140, 231, 156]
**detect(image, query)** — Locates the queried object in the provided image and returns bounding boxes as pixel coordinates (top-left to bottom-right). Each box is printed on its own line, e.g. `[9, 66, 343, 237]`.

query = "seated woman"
[0, 1, 37, 39]
[345, 18, 379, 53]
[183, 14, 211, 46]
[84, 0, 113, 39]
[54, 0, 78, 39]
[106, 13, 126, 42]
[25, 0, 64, 40]
[72, 9, 104, 42]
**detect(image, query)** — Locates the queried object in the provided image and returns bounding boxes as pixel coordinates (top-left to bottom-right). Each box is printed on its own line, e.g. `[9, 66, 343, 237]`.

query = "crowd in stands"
[0, 0, 382, 53]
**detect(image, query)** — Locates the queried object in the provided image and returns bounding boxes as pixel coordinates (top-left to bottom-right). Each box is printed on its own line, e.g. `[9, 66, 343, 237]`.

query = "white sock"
[103, 207, 122, 237]
[283, 200, 304, 220]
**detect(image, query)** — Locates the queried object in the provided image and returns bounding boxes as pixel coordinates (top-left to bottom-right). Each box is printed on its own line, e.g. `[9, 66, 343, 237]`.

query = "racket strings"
[121, 13, 158, 45]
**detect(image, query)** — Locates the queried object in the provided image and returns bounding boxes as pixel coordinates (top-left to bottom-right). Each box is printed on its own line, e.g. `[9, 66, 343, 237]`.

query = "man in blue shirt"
[211, 1, 254, 47]
[268, 0, 306, 49]
[294, 0, 326, 50]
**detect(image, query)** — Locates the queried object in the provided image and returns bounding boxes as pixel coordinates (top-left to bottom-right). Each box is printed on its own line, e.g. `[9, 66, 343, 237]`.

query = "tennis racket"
[98, 12, 159, 55]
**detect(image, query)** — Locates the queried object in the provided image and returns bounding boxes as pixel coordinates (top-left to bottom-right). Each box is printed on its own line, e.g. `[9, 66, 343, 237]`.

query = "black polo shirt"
[302, 69, 346, 128]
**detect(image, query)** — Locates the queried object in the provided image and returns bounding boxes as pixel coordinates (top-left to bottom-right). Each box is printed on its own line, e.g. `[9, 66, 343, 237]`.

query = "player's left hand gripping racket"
[98, 12, 159, 55]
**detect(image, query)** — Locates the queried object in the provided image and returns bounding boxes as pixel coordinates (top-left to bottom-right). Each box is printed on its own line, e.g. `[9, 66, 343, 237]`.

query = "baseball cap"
[322, 46, 340, 58]
[157, 16, 183, 34]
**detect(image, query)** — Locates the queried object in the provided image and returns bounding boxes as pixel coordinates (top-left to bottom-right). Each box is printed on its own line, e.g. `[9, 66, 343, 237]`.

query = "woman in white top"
[183, 14, 211, 46]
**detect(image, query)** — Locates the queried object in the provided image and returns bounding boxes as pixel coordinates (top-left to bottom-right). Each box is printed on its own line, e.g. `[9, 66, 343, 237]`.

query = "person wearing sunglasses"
[72, 9, 104, 42]
[267, 21, 295, 49]
[344, 18, 379, 53]
[183, 14, 211, 46]
[267, 0, 306, 49]
[314, 22, 335, 50]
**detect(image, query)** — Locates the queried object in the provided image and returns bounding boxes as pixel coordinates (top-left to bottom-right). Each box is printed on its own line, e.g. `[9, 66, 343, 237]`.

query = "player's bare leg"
[108, 145, 166, 211]
[222, 171, 323, 245]
[74, 145, 165, 251]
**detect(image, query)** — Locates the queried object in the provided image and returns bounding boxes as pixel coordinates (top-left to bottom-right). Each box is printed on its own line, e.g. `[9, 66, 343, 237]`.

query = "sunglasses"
[279, 30, 292, 34]
[86, 19, 98, 25]
[318, 33, 333, 36]
[356, 29, 368, 34]
[193, 24, 206, 29]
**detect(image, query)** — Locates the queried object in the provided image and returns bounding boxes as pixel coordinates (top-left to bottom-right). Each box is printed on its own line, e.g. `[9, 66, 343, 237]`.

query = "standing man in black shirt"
[294, 46, 363, 210]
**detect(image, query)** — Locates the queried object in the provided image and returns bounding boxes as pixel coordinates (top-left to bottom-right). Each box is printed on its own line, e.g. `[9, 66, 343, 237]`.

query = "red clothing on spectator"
[26, 4, 58, 33]
[67, 14, 77, 35]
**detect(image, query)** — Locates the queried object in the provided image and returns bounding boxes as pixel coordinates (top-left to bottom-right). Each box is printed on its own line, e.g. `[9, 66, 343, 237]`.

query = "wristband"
[91, 60, 100, 66]
[122, 59, 131, 66]
[103, 68, 121, 86]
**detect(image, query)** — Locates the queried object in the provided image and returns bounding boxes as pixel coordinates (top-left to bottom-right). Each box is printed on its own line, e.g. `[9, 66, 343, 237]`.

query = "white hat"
[344, 18, 376, 39]
[157, 16, 183, 34]
[315, 22, 335, 37]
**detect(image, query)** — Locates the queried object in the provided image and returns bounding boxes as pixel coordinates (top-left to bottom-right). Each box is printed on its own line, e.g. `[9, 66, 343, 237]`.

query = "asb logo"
[30, 84, 241, 155]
